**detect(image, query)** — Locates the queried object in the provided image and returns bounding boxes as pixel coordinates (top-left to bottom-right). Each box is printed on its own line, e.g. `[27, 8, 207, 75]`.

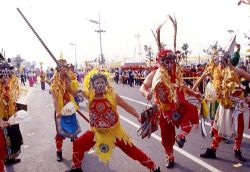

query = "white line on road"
[120, 95, 250, 139]
[20, 87, 33, 104]
[119, 115, 221, 172]
[88, 150, 95, 154]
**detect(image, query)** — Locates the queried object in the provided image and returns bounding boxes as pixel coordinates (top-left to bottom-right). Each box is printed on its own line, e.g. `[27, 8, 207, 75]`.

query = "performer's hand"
[193, 124, 199, 129]
[194, 92, 202, 99]
[146, 92, 152, 100]
[56, 112, 61, 118]
[0, 120, 9, 128]
[137, 115, 141, 123]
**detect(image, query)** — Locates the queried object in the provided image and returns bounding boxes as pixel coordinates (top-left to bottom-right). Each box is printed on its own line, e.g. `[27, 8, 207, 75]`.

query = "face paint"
[92, 77, 107, 94]
[58, 67, 68, 78]
[213, 53, 228, 69]
[160, 57, 176, 70]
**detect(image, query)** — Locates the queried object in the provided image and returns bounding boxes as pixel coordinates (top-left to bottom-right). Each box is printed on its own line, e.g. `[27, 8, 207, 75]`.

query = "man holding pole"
[50, 58, 82, 162]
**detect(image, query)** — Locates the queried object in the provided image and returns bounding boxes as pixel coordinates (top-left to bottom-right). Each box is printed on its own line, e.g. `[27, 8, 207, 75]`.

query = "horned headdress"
[152, 15, 179, 63]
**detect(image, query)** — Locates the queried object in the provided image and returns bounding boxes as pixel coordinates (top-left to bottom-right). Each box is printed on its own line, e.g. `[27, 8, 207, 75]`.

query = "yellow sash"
[91, 122, 131, 164]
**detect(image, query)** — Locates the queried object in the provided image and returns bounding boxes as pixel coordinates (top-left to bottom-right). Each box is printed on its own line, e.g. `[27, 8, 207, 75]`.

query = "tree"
[11, 54, 24, 71]
[180, 43, 191, 65]
[144, 45, 154, 67]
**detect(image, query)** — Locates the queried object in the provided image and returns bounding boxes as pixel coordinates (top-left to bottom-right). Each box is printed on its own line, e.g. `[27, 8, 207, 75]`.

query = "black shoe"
[200, 148, 216, 159]
[222, 138, 230, 144]
[152, 166, 161, 172]
[71, 137, 78, 142]
[4, 158, 21, 165]
[57, 151, 63, 162]
[66, 168, 83, 172]
[234, 150, 247, 162]
[175, 136, 186, 148]
[211, 131, 214, 138]
[165, 159, 174, 168]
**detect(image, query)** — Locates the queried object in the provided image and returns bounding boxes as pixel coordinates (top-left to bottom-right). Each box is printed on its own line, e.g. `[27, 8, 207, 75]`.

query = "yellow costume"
[84, 68, 131, 163]
[0, 76, 20, 119]
[50, 71, 79, 112]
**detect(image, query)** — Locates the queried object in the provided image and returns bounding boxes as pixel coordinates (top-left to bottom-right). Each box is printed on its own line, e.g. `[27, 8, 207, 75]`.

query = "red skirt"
[159, 101, 199, 127]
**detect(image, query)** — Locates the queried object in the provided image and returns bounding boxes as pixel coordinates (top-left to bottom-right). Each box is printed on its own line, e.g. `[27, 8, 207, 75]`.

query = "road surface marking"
[233, 163, 242, 167]
[21, 87, 33, 104]
[88, 150, 95, 154]
[119, 115, 221, 172]
[23, 145, 29, 149]
[120, 95, 250, 139]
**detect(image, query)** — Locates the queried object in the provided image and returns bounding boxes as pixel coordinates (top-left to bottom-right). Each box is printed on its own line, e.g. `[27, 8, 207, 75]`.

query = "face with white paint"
[92, 77, 107, 95]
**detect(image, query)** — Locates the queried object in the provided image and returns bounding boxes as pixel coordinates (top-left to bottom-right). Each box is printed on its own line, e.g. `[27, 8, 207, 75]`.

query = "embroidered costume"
[69, 68, 160, 172]
[198, 47, 248, 162]
[0, 54, 23, 172]
[50, 59, 80, 162]
[140, 15, 199, 169]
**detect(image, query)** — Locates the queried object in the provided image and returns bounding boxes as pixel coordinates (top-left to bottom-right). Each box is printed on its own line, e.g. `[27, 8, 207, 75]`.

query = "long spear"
[17, 8, 89, 124]
[16, 8, 59, 66]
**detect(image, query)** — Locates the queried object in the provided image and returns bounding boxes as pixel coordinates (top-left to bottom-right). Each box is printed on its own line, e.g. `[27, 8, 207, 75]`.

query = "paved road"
[5, 82, 250, 172]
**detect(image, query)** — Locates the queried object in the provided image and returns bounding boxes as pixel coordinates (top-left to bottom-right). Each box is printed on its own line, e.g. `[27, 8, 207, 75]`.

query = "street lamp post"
[89, 13, 105, 65]
[69, 41, 77, 71]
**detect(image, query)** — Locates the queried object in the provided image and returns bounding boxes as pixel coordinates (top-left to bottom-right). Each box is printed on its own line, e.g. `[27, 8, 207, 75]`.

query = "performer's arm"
[140, 70, 156, 100]
[65, 76, 85, 98]
[192, 72, 208, 90]
[116, 93, 141, 123]
[235, 67, 250, 81]
[184, 85, 202, 99]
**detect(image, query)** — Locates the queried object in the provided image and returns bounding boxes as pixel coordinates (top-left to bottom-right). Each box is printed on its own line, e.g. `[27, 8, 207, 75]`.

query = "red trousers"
[211, 113, 244, 150]
[55, 134, 65, 151]
[0, 129, 7, 172]
[72, 130, 155, 170]
[159, 102, 198, 159]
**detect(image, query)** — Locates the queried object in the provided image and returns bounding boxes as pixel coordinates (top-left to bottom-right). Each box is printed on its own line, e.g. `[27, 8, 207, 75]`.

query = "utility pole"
[69, 41, 77, 71]
[134, 33, 143, 62]
[90, 13, 105, 65]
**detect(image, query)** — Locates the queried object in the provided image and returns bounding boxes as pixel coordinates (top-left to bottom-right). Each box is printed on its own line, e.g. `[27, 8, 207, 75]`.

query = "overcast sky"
[0, 0, 249, 68]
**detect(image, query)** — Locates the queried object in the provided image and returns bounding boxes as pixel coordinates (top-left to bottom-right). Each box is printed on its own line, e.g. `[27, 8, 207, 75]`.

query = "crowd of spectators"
[111, 63, 207, 88]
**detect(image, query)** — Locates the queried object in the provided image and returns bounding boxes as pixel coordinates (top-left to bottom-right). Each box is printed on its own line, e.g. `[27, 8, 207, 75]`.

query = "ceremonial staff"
[17, 8, 89, 123]
[17, 8, 59, 66]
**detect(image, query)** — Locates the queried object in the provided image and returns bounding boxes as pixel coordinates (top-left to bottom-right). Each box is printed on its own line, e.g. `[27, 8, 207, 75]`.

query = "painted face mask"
[90, 73, 108, 94]
[160, 56, 176, 70]
[213, 51, 230, 68]
[59, 67, 68, 77]
[157, 49, 177, 70]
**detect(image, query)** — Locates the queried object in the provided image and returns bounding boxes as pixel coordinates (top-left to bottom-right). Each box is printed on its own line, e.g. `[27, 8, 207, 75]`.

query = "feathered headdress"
[84, 68, 111, 96]
[152, 15, 178, 62]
